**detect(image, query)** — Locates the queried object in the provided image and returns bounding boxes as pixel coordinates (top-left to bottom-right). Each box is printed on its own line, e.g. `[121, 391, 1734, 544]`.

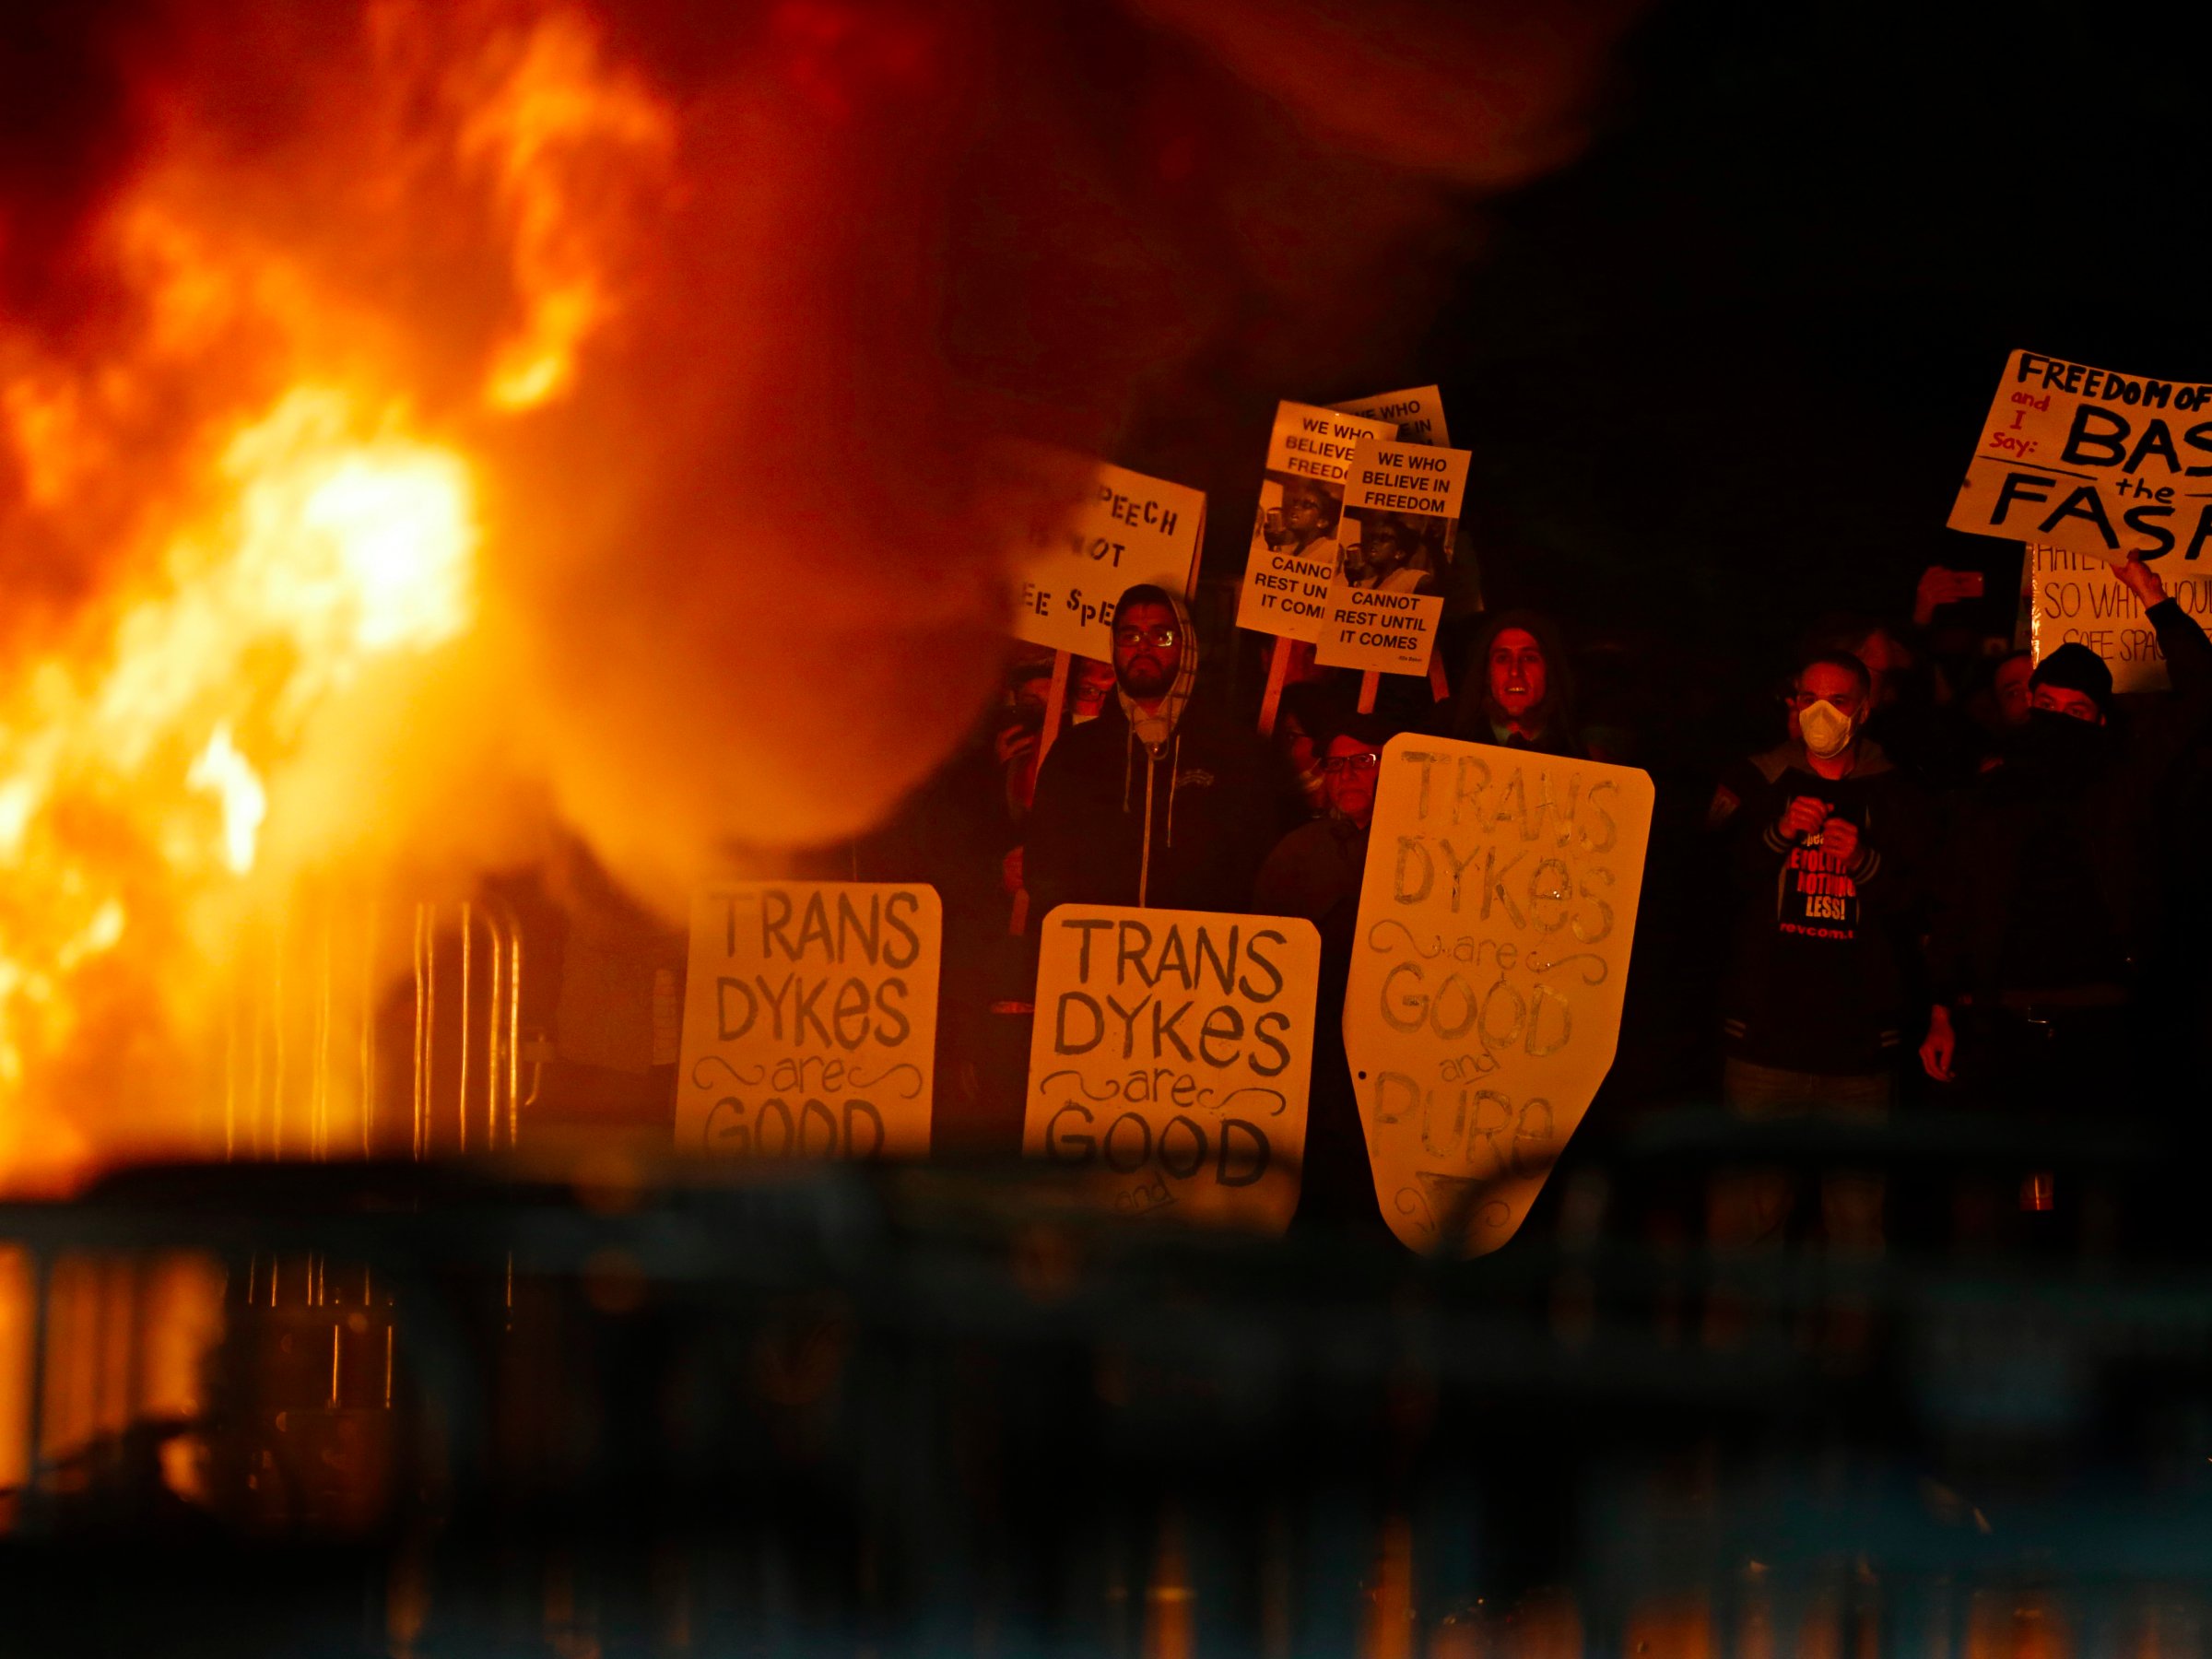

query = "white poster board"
[1011, 459, 1206, 657]
[1312, 438, 1471, 676]
[1235, 401, 1401, 641]
[1335, 384, 1453, 447]
[1948, 350, 2212, 564]
[1342, 738, 1654, 1257]
[2026, 542, 2212, 693]
[676, 882, 940, 1159]
[1024, 904, 1321, 1232]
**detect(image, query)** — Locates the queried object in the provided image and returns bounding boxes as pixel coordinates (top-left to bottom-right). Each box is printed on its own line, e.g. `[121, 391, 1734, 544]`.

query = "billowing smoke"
[0, 0, 1632, 1178]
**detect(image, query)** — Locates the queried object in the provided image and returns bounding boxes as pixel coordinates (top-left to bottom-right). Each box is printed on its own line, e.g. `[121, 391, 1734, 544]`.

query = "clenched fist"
[1819, 816, 1860, 866]
[1779, 795, 1830, 840]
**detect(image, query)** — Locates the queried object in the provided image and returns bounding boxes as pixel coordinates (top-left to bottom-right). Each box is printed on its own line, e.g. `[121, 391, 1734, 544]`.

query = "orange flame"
[0, 1, 671, 1185]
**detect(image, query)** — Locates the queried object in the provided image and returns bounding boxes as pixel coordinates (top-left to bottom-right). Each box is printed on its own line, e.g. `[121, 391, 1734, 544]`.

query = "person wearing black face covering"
[1920, 554, 2212, 1159]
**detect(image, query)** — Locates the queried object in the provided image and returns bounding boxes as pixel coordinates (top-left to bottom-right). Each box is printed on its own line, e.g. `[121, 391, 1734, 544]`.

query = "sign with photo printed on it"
[1234, 400, 1401, 643]
[1313, 436, 1471, 677]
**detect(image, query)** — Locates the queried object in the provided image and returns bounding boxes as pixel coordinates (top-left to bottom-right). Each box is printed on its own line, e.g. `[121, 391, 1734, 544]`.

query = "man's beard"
[1120, 660, 1172, 700]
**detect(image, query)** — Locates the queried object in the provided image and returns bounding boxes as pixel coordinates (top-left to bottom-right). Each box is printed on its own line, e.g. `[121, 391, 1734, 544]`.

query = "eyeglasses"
[1323, 752, 1380, 774]
[1113, 627, 1178, 649]
[1784, 689, 1864, 711]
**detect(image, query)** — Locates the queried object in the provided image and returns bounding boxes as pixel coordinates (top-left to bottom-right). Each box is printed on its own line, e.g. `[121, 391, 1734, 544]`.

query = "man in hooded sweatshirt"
[1920, 555, 2212, 1129]
[1445, 608, 1584, 756]
[1024, 583, 1300, 925]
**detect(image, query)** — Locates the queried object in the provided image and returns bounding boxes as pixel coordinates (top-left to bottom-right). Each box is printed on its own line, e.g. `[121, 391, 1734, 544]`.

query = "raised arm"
[2113, 556, 2212, 778]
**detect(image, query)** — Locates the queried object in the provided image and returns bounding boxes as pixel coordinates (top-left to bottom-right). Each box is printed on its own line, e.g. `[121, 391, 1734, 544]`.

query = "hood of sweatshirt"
[1115, 586, 1198, 756]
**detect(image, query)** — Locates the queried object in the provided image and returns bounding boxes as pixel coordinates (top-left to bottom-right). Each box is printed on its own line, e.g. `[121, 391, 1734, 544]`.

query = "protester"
[1275, 680, 1348, 818]
[1256, 714, 1387, 929]
[1705, 649, 1932, 1266]
[1025, 582, 1300, 921]
[1801, 563, 2015, 793]
[1445, 608, 1583, 755]
[1987, 649, 2033, 731]
[1255, 713, 1394, 1231]
[1919, 557, 2212, 1158]
[1069, 654, 1117, 723]
[996, 656, 1054, 821]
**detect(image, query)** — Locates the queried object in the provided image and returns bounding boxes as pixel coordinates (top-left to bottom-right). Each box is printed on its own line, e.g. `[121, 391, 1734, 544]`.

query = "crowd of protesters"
[856, 549, 2212, 1255]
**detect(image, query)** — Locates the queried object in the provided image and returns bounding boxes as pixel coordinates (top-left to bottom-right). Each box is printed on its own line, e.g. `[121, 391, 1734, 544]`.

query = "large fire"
[0, 3, 670, 1185]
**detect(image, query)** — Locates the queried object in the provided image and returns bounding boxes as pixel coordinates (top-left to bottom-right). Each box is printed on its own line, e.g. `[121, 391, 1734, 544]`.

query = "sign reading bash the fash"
[1011, 458, 1206, 658]
[1024, 905, 1320, 1233]
[676, 882, 940, 1160]
[2027, 543, 2212, 694]
[1236, 401, 1400, 642]
[1344, 737, 1653, 1257]
[1949, 350, 2212, 563]
[1313, 437, 1471, 676]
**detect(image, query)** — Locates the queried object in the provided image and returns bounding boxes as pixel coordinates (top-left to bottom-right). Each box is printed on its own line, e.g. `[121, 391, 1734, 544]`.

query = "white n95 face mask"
[1799, 698, 1854, 759]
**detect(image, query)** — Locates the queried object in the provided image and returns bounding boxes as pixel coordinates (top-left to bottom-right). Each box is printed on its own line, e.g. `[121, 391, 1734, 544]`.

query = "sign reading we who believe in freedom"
[1312, 436, 1472, 677]
[1235, 401, 1400, 641]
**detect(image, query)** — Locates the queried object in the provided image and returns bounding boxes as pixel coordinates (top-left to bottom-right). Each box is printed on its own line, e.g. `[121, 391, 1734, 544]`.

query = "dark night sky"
[1397, 0, 2210, 673]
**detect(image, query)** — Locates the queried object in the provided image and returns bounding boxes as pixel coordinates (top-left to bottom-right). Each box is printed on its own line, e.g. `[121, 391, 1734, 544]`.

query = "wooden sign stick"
[1037, 649, 1071, 766]
[1357, 670, 1380, 714]
[1257, 635, 1292, 738]
[1010, 650, 1070, 938]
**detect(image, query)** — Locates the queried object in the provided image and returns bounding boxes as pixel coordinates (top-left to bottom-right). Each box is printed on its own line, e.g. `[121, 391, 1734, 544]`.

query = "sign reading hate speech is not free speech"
[2027, 543, 2212, 694]
[1024, 904, 1320, 1234]
[1949, 349, 2212, 565]
[676, 882, 941, 1161]
[1010, 457, 1205, 659]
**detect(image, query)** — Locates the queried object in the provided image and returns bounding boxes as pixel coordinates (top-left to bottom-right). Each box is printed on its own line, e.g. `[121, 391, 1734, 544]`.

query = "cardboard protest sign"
[1343, 737, 1653, 1257]
[676, 883, 940, 1159]
[1948, 350, 2212, 564]
[1011, 459, 1206, 658]
[1236, 401, 1401, 641]
[1314, 438, 1471, 676]
[1024, 905, 1320, 1233]
[1335, 385, 1452, 447]
[2027, 543, 2212, 693]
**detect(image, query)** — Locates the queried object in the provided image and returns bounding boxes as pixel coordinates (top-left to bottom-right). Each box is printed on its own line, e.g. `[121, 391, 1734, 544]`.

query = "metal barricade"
[0, 890, 529, 1532]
